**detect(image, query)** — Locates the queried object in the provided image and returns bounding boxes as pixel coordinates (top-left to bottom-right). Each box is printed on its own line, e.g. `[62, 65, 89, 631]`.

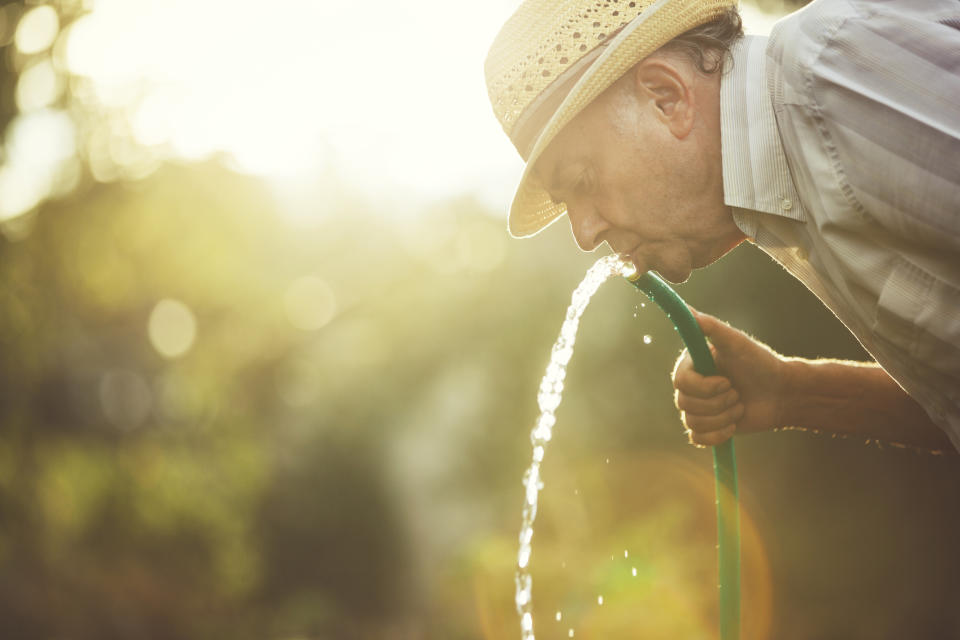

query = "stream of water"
[515, 254, 634, 640]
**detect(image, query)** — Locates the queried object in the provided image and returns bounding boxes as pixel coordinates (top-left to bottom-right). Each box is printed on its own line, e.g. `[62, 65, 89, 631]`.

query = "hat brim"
[507, 0, 736, 238]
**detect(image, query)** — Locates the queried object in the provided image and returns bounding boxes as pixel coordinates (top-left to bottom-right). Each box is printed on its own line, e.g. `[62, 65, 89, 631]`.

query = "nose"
[567, 201, 609, 252]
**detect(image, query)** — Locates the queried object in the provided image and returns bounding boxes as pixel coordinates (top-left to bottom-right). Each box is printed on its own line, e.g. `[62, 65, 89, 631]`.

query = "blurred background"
[1, 0, 958, 638]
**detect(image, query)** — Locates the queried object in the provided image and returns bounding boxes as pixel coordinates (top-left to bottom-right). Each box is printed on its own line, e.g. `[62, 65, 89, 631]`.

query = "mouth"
[619, 248, 645, 277]
[618, 248, 690, 284]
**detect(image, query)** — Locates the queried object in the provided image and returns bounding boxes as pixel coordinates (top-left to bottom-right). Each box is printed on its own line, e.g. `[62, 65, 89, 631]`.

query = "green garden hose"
[625, 270, 741, 640]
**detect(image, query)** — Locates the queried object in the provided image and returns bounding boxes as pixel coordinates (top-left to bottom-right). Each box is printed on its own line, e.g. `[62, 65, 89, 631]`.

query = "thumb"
[690, 309, 745, 353]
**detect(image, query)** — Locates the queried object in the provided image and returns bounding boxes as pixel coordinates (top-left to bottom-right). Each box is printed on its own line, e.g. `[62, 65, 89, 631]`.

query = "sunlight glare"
[0, 110, 75, 220]
[45, 0, 778, 222]
[284, 276, 337, 331]
[59, 0, 523, 215]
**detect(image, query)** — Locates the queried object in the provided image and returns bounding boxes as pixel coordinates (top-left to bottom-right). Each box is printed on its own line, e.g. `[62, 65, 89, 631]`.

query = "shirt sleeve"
[767, 0, 960, 445]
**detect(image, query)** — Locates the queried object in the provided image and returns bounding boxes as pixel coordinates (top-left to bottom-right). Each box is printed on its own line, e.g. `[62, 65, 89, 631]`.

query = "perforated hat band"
[509, 37, 613, 160]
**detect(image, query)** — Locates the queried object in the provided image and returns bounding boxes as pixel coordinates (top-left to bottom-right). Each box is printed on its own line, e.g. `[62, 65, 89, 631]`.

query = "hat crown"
[484, 0, 651, 154]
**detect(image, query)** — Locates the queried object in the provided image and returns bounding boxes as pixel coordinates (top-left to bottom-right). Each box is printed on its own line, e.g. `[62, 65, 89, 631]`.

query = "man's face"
[532, 59, 743, 283]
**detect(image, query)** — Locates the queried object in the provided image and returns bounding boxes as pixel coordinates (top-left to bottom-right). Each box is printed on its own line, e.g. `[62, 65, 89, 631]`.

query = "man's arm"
[671, 310, 954, 452]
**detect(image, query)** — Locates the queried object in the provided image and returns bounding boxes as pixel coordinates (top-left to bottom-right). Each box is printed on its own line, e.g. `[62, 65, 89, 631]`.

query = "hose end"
[621, 262, 642, 282]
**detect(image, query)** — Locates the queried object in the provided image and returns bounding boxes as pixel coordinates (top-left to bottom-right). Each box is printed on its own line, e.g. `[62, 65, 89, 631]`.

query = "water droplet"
[518, 546, 531, 569]
[641, 302, 646, 308]
[569, 629, 575, 638]
[556, 611, 562, 622]
[517, 588, 530, 606]
[624, 549, 629, 558]
[605, 457, 610, 464]
[597, 595, 604, 605]
[619, 261, 638, 278]
[632, 567, 638, 576]
[515, 256, 626, 639]
[525, 481, 538, 506]
[521, 612, 533, 632]
[643, 334, 652, 344]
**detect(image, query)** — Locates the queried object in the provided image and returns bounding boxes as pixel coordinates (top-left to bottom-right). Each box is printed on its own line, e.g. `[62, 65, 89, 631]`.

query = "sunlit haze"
[65, 0, 524, 207]
[1, 0, 778, 223]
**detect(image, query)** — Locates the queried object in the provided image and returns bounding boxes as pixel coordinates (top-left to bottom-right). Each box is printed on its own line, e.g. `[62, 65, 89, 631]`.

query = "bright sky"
[62, 0, 526, 209]
[1, 0, 781, 223]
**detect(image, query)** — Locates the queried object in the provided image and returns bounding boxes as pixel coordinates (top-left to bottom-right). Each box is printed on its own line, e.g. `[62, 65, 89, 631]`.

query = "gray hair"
[661, 6, 744, 74]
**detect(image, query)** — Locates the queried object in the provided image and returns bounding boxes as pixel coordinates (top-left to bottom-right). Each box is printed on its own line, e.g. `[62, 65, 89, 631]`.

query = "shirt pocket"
[872, 259, 960, 391]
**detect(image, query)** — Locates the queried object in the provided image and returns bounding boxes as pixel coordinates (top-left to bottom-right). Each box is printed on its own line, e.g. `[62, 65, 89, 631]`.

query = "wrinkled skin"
[532, 50, 745, 284]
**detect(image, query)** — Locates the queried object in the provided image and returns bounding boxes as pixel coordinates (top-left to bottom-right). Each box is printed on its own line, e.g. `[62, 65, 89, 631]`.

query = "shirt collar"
[721, 35, 806, 239]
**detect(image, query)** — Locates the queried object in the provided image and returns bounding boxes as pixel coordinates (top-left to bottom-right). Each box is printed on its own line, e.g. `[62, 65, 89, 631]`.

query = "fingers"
[673, 343, 741, 448]
[673, 349, 730, 399]
[687, 423, 737, 447]
[677, 386, 739, 415]
[681, 402, 745, 434]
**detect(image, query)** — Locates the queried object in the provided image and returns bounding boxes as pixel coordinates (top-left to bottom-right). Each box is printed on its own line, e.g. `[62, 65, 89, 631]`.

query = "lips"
[620, 247, 690, 284]
[621, 248, 645, 277]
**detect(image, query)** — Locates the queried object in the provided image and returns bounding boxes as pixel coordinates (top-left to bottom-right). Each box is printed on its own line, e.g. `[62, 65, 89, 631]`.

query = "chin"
[655, 266, 692, 285]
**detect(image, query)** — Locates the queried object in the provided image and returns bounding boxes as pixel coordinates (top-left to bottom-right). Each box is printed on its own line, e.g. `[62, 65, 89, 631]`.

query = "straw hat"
[485, 0, 737, 237]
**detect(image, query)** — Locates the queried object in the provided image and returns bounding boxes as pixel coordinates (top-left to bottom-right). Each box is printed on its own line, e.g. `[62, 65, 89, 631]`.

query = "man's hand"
[672, 310, 786, 447]
[670, 309, 955, 452]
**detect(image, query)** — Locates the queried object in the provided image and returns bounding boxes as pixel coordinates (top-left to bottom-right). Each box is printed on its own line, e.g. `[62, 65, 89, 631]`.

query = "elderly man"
[485, 0, 960, 452]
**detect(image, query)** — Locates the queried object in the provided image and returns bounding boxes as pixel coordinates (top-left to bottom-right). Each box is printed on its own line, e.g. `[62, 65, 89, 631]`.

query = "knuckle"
[689, 431, 716, 448]
[684, 413, 708, 432]
[707, 395, 729, 414]
[725, 403, 745, 422]
[690, 427, 732, 448]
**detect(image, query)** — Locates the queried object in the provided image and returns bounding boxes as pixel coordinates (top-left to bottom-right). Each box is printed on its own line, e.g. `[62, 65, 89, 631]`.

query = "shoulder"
[765, 0, 960, 246]
[767, 0, 960, 98]
[766, 0, 855, 66]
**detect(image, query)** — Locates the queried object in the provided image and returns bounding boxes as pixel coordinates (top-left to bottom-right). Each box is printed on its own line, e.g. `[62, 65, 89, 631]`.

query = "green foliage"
[1, 1, 958, 636]
[2, 162, 959, 640]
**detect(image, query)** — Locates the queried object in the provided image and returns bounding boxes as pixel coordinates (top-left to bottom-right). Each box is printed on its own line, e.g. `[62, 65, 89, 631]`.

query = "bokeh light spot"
[148, 299, 198, 359]
[0, 109, 76, 221]
[283, 275, 336, 331]
[15, 58, 61, 112]
[0, 164, 45, 221]
[99, 370, 153, 430]
[14, 5, 59, 55]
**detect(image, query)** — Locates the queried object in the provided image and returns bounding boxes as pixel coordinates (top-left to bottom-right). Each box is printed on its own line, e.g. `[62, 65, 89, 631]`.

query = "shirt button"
[781, 198, 793, 211]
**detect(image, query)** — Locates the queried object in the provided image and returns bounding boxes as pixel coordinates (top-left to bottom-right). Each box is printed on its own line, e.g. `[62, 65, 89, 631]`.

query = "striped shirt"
[719, 0, 960, 450]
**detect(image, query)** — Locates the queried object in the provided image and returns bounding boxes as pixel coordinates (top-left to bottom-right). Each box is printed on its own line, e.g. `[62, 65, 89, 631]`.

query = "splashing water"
[515, 254, 634, 640]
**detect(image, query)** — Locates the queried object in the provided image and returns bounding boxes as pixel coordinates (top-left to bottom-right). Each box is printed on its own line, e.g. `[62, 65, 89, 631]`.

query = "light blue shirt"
[720, 0, 960, 450]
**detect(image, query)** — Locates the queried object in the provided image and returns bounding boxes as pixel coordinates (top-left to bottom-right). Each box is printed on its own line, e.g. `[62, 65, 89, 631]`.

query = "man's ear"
[632, 57, 695, 139]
